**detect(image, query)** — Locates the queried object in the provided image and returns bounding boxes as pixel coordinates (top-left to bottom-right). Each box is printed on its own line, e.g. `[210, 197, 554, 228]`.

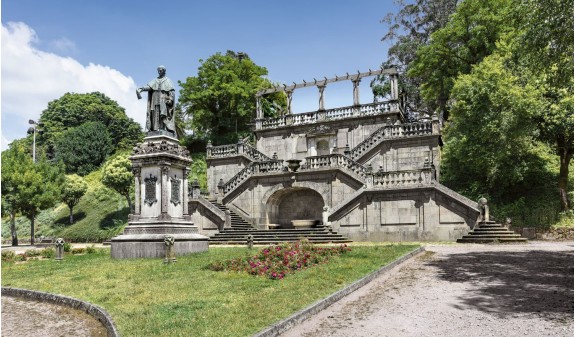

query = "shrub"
[41, 247, 56, 259]
[208, 240, 351, 280]
[71, 247, 85, 254]
[14, 254, 27, 262]
[1, 250, 15, 262]
[63, 242, 72, 252]
[86, 245, 97, 254]
[24, 249, 42, 257]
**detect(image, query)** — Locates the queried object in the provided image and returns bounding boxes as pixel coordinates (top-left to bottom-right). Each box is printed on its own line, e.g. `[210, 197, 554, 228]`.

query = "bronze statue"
[137, 66, 176, 135]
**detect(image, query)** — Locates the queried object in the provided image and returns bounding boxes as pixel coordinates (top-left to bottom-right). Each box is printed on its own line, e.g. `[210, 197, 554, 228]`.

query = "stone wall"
[513, 227, 574, 240]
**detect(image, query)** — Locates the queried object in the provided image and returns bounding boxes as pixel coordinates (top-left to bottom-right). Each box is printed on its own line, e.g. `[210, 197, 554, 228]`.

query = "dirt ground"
[280, 241, 574, 337]
[1, 296, 108, 337]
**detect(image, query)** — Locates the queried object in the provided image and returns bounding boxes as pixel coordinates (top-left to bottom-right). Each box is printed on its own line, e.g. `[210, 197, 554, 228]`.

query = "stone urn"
[286, 159, 302, 172]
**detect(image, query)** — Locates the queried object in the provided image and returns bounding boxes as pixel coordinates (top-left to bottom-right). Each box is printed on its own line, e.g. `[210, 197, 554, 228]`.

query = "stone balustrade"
[222, 160, 284, 194]
[256, 101, 400, 130]
[367, 167, 434, 188]
[351, 119, 438, 161]
[207, 141, 271, 161]
[303, 154, 368, 179]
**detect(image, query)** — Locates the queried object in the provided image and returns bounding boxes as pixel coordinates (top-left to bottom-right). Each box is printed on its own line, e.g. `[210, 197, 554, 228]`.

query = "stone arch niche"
[266, 187, 325, 228]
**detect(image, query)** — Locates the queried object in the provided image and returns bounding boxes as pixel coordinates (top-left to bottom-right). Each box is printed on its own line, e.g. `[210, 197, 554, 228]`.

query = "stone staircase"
[208, 201, 352, 245]
[457, 221, 528, 243]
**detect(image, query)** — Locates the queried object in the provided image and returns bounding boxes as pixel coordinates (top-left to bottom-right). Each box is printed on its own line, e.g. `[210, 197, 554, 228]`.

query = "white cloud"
[1, 22, 146, 150]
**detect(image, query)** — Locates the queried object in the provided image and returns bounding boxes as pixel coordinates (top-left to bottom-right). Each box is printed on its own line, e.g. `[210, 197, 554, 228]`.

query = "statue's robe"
[145, 76, 176, 134]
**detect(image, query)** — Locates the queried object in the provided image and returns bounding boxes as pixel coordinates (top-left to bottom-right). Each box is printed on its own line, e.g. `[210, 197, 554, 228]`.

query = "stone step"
[460, 234, 523, 239]
[457, 237, 528, 243]
[212, 233, 347, 239]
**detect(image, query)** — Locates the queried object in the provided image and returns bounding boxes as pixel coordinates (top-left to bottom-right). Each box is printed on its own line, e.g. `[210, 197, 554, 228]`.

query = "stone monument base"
[110, 222, 209, 259]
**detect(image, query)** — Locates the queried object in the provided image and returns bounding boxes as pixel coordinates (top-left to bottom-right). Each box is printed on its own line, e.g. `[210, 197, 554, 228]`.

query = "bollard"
[55, 238, 65, 261]
[164, 235, 176, 263]
[247, 234, 253, 249]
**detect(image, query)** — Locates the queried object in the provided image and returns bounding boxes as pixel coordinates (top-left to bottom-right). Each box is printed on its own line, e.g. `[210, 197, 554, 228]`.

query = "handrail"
[188, 196, 227, 230]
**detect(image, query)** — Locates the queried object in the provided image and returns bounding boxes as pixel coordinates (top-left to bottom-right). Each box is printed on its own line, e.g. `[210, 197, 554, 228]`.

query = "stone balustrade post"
[317, 84, 326, 111]
[237, 139, 244, 155]
[432, 113, 440, 134]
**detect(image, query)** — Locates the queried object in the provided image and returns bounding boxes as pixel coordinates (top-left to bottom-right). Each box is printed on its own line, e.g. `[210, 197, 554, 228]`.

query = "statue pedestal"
[111, 134, 208, 259]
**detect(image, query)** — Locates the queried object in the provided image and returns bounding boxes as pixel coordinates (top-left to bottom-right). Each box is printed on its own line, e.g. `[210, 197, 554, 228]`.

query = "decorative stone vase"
[286, 159, 302, 172]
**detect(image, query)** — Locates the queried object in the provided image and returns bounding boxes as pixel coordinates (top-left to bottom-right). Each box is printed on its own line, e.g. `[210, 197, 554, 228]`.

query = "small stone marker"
[164, 235, 176, 263]
[55, 238, 65, 261]
[247, 234, 254, 249]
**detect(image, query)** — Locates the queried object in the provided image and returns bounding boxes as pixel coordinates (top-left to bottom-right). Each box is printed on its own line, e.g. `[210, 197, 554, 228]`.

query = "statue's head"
[157, 66, 166, 76]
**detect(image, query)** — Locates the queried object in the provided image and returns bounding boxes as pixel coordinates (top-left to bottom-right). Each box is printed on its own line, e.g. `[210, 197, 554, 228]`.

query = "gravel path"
[280, 242, 574, 337]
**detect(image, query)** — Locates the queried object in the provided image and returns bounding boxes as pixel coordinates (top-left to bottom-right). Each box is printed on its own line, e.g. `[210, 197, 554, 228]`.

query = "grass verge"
[1, 243, 418, 337]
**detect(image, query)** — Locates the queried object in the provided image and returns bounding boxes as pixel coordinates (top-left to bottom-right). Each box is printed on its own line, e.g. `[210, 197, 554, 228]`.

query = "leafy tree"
[178, 50, 285, 145]
[514, 0, 574, 211]
[38, 92, 143, 157]
[441, 53, 544, 197]
[102, 154, 134, 212]
[54, 121, 113, 175]
[61, 174, 88, 225]
[1, 144, 31, 245]
[408, 0, 512, 120]
[376, 0, 458, 118]
[1, 144, 65, 245]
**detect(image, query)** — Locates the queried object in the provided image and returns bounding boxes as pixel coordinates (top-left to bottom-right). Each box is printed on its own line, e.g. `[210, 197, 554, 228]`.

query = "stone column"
[182, 167, 190, 217]
[318, 84, 326, 111]
[160, 164, 171, 220]
[132, 166, 141, 215]
[390, 73, 399, 100]
[286, 90, 293, 115]
[256, 96, 263, 119]
[352, 78, 361, 106]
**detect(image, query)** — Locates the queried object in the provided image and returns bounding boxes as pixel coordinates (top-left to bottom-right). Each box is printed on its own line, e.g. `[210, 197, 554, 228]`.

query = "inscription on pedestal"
[170, 175, 181, 206]
[144, 174, 158, 206]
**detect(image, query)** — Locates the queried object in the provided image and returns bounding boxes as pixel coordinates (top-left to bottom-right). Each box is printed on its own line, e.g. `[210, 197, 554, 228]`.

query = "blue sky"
[1, 1, 399, 149]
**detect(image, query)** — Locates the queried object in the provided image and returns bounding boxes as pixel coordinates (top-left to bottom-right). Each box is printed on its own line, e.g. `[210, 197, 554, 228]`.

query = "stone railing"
[207, 141, 272, 162]
[222, 160, 284, 195]
[256, 101, 400, 130]
[350, 119, 438, 161]
[188, 196, 228, 230]
[366, 167, 435, 189]
[302, 154, 368, 179]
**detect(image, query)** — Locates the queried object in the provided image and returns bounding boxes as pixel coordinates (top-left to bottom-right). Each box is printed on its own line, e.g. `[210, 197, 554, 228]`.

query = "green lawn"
[1, 244, 419, 337]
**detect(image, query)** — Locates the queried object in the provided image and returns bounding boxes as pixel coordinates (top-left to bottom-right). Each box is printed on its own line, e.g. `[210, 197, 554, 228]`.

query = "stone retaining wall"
[512, 227, 574, 241]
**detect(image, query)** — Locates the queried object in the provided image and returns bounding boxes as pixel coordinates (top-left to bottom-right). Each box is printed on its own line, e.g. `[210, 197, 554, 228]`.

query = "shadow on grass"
[99, 207, 130, 229]
[54, 212, 87, 226]
[427, 249, 574, 322]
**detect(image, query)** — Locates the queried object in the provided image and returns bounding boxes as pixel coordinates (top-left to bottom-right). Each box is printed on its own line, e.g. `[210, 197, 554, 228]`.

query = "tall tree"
[178, 50, 285, 145]
[1, 144, 31, 246]
[38, 92, 143, 158]
[408, 0, 512, 120]
[376, 0, 458, 118]
[61, 174, 88, 224]
[514, 0, 574, 211]
[101, 154, 134, 212]
[54, 121, 114, 175]
[1, 144, 65, 245]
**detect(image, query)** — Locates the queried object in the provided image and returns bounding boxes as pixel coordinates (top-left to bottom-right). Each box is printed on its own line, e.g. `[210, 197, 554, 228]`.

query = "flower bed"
[208, 240, 351, 280]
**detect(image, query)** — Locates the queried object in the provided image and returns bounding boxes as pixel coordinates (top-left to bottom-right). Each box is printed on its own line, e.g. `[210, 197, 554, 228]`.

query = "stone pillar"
[352, 78, 361, 106]
[182, 167, 190, 217]
[133, 166, 141, 215]
[286, 90, 293, 115]
[256, 96, 263, 119]
[160, 164, 170, 220]
[318, 84, 326, 111]
[237, 139, 244, 155]
[55, 238, 65, 261]
[390, 73, 399, 100]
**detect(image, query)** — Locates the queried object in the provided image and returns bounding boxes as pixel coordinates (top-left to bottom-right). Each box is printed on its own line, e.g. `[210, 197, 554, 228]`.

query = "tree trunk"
[29, 210, 36, 245]
[557, 134, 573, 212]
[10, 211, 18, 246]
[69, 206, 74, 225]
